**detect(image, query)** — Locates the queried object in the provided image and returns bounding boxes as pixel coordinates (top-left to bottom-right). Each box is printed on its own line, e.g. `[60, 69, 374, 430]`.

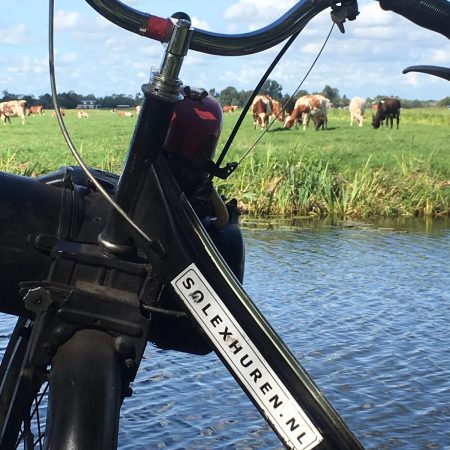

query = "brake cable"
[211, 28, 302, 180]
[48, 0, 156, 248]
[212, 21, 335, 180]
[237, 22, 335, 167]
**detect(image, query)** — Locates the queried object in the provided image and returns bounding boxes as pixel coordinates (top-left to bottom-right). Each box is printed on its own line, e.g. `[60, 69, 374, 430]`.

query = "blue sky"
[1, 0, 449, 100]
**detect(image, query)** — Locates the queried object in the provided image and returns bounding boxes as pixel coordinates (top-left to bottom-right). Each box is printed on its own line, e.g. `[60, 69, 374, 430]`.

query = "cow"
[222, 105, 238, 114]
[117, 111, 133, 117]
[372, 98, 401, 129]
[27, 105, 45, 116]
[251, 95, 272, 128]
[136, 105, 142, 114]
[269, 100, 285, 123]
[0, 105, 13, 124]
[51, 108, 65, 117]
[284, 95, 329, 130]
[0, 100, 27, 125]
[77, 110, 89, 119]
[349, 97, 366, 127]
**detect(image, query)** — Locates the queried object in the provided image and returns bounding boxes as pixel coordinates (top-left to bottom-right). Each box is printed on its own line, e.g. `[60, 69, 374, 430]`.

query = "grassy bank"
[0, 107, 449, 218]
[216, 108, 450, 218]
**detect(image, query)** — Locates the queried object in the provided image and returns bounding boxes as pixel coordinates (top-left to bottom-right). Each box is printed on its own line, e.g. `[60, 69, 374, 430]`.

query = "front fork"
[45, 330, 122, 449]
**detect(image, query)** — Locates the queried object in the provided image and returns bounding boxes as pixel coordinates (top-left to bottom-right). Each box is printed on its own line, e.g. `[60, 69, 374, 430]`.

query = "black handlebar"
[85, 0, 450, 53]
[379, 0, 450, 39]
[85, 0, 332, 56]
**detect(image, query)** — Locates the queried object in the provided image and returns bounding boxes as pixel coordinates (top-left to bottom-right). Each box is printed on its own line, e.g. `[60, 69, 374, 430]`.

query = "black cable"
[218, 22, 335, 172]
[214, 28, 302, 172]
[48, 0, 155, 247]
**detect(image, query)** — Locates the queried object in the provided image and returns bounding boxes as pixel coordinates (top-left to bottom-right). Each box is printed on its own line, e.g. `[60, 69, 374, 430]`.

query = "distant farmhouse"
[76, 100, 99, 109]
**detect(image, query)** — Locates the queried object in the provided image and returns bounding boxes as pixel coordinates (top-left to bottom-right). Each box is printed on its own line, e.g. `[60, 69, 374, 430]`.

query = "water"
[1, 218, 449, 449]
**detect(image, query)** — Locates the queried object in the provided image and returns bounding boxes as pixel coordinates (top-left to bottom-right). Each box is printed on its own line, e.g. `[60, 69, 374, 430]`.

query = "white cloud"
[224, 0, 296, 28]
[191, 17, 210, 31]
[55, 11, 82, 30]
[5, 56, 47, 75]
[356, 2, 393, 26]
[60, 52, 77, 63]
[404, 72, 420, 87]
[0, 23, 28, 45]
[430, 48, 450, 65]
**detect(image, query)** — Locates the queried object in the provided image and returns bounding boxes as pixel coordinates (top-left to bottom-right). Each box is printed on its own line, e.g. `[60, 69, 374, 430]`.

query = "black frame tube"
[99, 91, 178, 249]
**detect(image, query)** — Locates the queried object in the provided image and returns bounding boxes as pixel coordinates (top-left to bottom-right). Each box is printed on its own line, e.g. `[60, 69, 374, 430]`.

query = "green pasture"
[0, 107, 449, 218]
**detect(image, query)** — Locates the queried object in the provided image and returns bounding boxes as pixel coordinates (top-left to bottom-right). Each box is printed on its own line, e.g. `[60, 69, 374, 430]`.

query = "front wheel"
[0, 317, 48, 448]
[0, 323, 124, 449]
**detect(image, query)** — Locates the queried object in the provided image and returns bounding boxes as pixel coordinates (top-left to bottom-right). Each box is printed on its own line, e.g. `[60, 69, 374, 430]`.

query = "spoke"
[15, 382, 49, 449]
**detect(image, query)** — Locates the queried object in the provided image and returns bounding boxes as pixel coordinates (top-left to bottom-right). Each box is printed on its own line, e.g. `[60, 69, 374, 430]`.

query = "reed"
[216, 152, 449, 218]
[1, 108, 448, 218]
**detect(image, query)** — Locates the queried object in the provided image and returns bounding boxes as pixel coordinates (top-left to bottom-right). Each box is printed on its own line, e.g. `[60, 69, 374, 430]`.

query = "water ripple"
[0, 219, 449, 449]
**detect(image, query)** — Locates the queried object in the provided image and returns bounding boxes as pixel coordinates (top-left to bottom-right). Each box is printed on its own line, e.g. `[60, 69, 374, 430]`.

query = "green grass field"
[1, 107, 449, 218]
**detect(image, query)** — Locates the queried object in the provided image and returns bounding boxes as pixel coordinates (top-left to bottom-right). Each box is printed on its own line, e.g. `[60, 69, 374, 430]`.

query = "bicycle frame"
[0, 13, 363, 449]
[3, 0, 447, 447]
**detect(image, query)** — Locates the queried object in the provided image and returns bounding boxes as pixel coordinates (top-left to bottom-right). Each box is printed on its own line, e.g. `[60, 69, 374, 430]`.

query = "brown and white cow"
[223, 105, 239, 114]
[269, 100, 285, 123]
[27, 105, 45, 116]
[0, 105, 13, 124]
[77, 110, 89, 119]
[117, 110, 133, 117]
[0, 100, 27, 125]
[51, 108, 65, 117]
[251, 95, 272, 129]
[284, 95, 328, 130]
[349, 97, 366, 127]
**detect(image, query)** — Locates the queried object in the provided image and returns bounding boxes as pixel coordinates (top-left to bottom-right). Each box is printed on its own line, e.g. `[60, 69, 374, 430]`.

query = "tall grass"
[1, 107, 449, 218]
[216, 152, 449, 218]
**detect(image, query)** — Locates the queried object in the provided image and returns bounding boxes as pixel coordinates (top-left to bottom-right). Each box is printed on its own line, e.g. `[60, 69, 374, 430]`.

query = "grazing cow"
[222, 105, 238, 114]
[117, 111, 133, 117]
[136, 105, 142, 114]
[51, 108, 65, 117]
[284, 95, 328, 130]
[372, 98, 401, 129]
[27, 105, 45, 116]
[269, 100, 285, 123]
[251, 95, 272, 128]
[349, 97, 366, 127]
[77, 110, 89, 119]
[0, 100, 27, 125]
[0, 105, 13, 124]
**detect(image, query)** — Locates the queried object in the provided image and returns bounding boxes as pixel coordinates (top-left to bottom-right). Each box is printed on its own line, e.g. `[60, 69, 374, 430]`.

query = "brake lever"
[403, 65, 450, 82]
[330, 0, 360, 33]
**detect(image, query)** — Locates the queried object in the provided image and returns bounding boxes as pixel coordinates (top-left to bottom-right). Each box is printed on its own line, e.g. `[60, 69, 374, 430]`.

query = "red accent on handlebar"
[145, 16, 172, 42]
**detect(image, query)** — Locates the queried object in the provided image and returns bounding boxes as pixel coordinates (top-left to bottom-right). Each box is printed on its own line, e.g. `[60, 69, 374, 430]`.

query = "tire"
[0, 322, 123, 449]
[0, 317, 48, 449]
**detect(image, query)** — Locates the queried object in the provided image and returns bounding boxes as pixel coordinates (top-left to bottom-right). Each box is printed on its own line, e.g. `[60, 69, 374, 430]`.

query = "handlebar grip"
[379, 0, 450, 39]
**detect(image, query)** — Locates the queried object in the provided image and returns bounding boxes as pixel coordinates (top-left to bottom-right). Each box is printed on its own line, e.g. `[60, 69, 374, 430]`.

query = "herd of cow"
[1, 96, 401, 131]
[224, 94, 401, 131]
[0, 100, 66, 124]
[0, 100, 143, 125]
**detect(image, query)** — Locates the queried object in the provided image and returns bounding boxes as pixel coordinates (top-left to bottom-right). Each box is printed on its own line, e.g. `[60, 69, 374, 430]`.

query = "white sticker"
[171, 263, 323, 450]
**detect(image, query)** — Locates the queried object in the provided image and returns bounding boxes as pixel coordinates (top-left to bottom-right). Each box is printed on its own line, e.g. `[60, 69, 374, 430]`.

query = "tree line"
[1, 90, 143, 110]
[213, 80, 449, 109]
[2, 81, 448, 110]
